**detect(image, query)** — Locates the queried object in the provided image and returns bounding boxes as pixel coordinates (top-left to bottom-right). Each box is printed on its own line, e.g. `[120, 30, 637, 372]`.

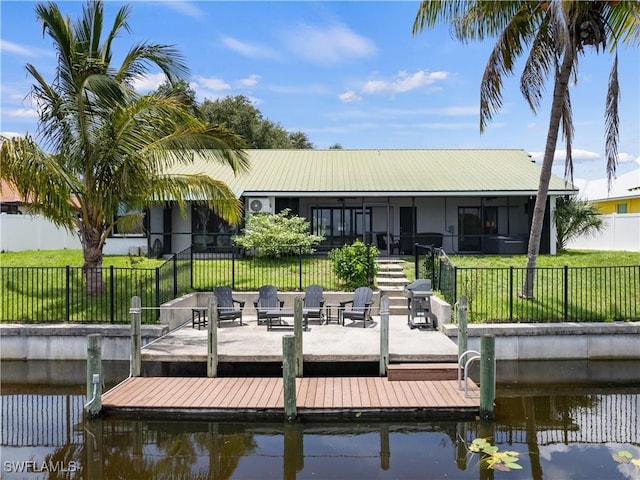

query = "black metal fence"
[0, 244, 379, 323]
[414, 245, 639, 322]
[0, 251, 192, 324]
[191, 243, 376, 291]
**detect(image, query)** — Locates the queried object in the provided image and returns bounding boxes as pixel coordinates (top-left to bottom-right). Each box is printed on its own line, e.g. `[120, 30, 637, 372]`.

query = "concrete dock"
[141, 314, 459, 364]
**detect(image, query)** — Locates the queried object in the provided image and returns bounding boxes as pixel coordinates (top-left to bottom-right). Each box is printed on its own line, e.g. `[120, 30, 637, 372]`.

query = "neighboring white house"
[567, 167, 640, 251]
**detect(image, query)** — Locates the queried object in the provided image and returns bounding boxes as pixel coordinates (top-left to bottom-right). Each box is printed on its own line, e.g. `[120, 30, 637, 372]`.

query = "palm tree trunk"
[81, 222, 106, 296]
[522, 46, 576, 299]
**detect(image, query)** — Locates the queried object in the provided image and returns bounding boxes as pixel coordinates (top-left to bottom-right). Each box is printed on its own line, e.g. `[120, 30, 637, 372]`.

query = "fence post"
[109, 265, 115, 324]
[293, 297, 304, 377]
[190, 247, 194, 289]
[479, 334, 496, 420]
[173, 255, 178, 298]
[453, 266, 458, 307]
[430, 247, 436, 280]
[379, 296, 389, 376]
[282, 334, 297, 421]
[232, 244, 236, 290]
[154, 267, 160, 316]
[299, 246, 303, 291]
[563, 265, 569, 321]
[85, 334, 102, 417]
[130, 296, 142, 377]
[414, 243, 419, 279]
[457, 296, 468, 360]
[208, 295, 218, 378]
[65, 265, 70, 322]
[509, 266, 514, 321]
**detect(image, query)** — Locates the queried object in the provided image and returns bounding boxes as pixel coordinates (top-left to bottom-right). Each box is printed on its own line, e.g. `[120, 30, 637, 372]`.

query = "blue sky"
[1, 1, 639, 181]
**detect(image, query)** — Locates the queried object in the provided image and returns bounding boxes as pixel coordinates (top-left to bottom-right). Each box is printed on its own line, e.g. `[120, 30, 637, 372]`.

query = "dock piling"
[294, 296, 303, 377]
[85, 334, 102, 417]
[379, 295, 389, 376]
[479, 334, 496, 420]
[130, 296, 141, 377]
[282, 334, 297, 421]
[208, 295, 218, 378]
[457, 296, 468, 361]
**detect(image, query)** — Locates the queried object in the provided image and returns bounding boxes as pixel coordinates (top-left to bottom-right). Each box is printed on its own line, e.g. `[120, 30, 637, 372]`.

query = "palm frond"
[116, 43, 189, 85]
[412, 0, 468, 36]
[560, 83, 574, 183]
[605, 53, 620, 189]
[149, 174, 243, 225]
[520, 15, 556, 112]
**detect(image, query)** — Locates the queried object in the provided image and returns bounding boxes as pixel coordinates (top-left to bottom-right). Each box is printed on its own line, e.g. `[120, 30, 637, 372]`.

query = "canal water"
[2, 360, 639, 479]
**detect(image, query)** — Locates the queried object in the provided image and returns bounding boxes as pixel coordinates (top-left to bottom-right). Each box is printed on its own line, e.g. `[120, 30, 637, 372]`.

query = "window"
[112, 205, 146, 236]
[311, 207, 371, 246]
[458, 206, 497, 252]
[191, 205, 237, 251]
[616, 203, 628, 214]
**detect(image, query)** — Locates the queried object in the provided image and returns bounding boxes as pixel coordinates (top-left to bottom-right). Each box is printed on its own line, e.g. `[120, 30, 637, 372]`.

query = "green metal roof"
[166, 149, 577, 197]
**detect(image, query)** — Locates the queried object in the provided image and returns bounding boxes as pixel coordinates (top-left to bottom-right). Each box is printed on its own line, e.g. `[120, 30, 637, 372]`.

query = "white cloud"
[163, 1, 203, 19]
[222, 36, 281, 60]
[617, 152, 635, 163]
[529, 149, 601, 164]
[195, 76, 231, 91]
[361, 70, 449, 96]
[235, 74, 262, 89]
[4, 108, 38, 120]
[283, 23, 376, 66]
[131, 73, 166, 93]
[1, 131, 24, 139]
[339, 90, 361, 103]
[0, 40, 47, 58]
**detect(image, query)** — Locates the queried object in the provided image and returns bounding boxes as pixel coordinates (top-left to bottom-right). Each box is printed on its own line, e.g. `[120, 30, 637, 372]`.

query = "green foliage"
[0, 0, 248, 290]
[199, 95, 313, 149]
[555, 196, 604, 252]
[468, 438, 522, 472]
[612, 450, 640, 469]
[328, 241, 378, 288]
[233, 209, 323, 258]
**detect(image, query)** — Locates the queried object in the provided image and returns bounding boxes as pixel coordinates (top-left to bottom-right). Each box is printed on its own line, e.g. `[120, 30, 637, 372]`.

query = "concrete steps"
[387, 363, 458, 381]
[375, 259, 410, 316]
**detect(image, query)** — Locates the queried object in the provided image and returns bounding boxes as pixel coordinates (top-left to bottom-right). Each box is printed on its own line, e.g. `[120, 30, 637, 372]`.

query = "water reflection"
[2, 361, 640, 479]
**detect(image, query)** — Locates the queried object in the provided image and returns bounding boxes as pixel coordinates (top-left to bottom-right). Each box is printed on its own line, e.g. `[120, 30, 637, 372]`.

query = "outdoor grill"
[404, 279, 436, 329]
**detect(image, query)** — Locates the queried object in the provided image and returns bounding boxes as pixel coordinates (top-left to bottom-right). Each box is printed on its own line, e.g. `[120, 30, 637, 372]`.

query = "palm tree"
[413, 1, 639, 298]
[554, 196, 604, 252]
[0, 1, 249, 295]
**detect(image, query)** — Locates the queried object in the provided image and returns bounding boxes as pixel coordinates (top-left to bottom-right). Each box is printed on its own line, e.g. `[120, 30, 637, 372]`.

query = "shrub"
[233, 209, 324, 258]
[328, 241, 378, 288]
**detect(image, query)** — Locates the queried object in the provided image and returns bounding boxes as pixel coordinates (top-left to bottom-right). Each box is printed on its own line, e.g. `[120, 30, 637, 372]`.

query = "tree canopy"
[198, 95, 314, 149]
[413, 0, 639, 298]
[0, 1, 249, 294]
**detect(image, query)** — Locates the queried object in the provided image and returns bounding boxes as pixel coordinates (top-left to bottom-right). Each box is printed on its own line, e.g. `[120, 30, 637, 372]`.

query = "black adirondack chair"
[213, 286, 245, 326]
[253, 285, 284, 325]
[303, 285, 325, 325]
[340, 286, 374, 327]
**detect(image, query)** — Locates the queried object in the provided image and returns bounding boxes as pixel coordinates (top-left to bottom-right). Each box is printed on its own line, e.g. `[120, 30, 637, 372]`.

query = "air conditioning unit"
[247, 197, 273, 214]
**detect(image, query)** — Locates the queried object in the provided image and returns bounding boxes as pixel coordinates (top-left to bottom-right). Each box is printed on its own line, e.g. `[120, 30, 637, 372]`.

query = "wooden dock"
[101, 376, 479, 419]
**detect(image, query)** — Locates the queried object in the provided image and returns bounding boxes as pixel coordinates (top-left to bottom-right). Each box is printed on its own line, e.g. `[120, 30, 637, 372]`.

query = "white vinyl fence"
[0, 213, 146, 255]
[567, 213, 640, 252]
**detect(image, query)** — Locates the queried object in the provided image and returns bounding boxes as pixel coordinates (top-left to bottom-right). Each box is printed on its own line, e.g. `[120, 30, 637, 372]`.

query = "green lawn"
[1, 249, 637, 324]
[449, 250, 640, 268]
[438, 250, 640, 322]
[0, 249, 165, 268]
